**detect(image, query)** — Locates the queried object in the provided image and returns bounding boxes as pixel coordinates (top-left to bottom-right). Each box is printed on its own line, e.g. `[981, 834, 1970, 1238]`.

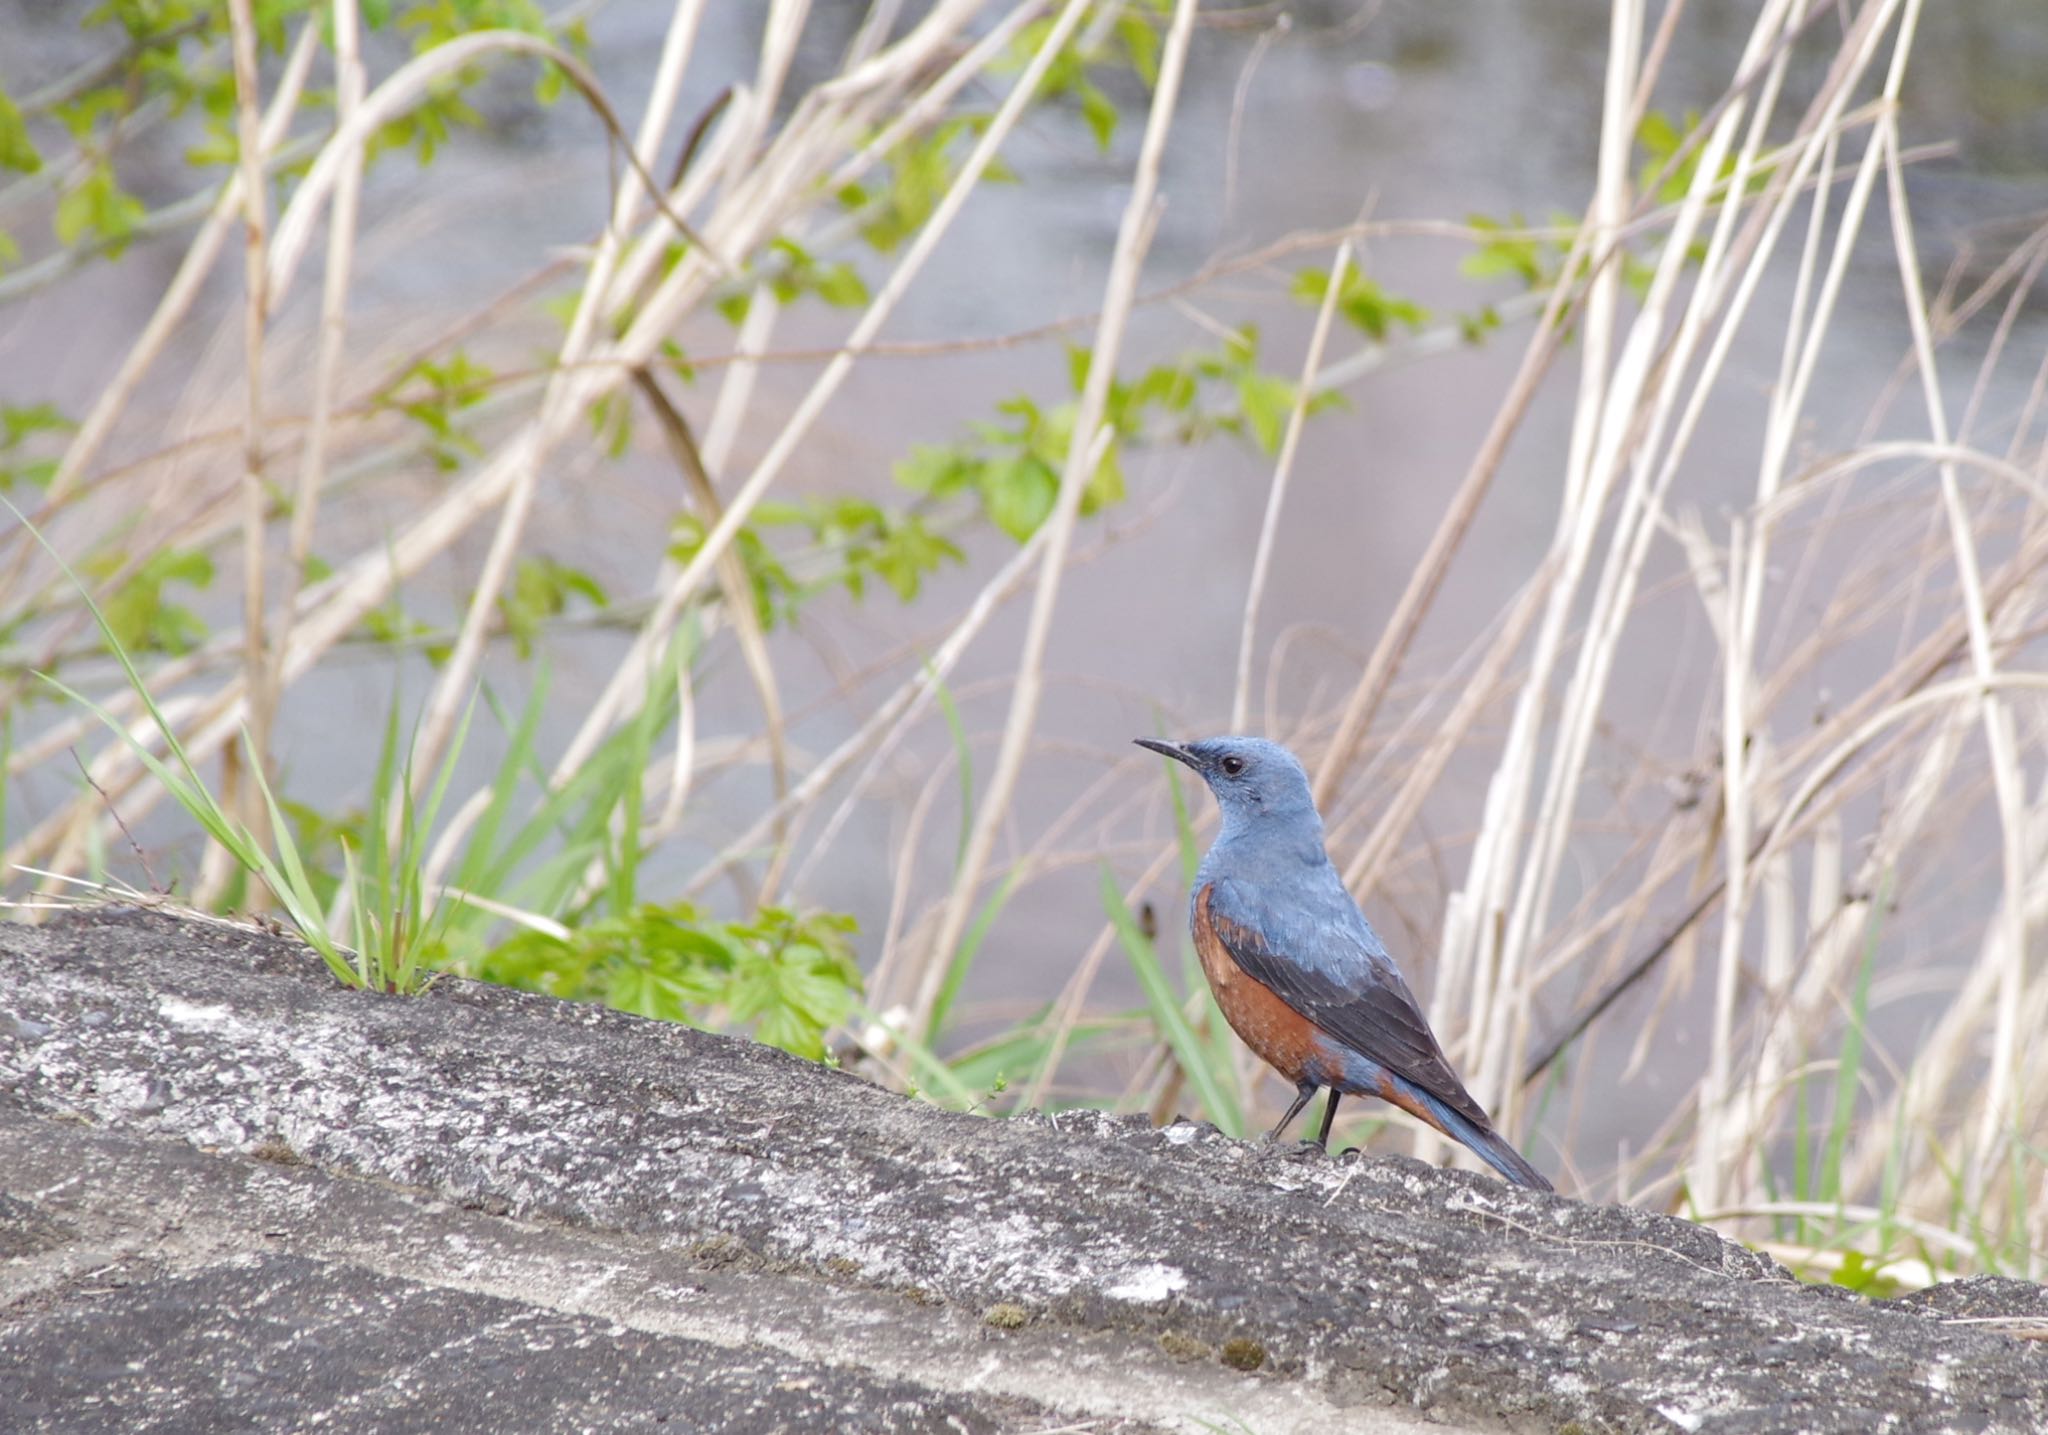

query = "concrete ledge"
[2, 908, 2043, 1433]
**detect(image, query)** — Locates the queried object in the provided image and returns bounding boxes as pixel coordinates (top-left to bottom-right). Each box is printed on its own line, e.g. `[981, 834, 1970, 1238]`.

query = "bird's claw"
[1254, 1137, 1329, 1165]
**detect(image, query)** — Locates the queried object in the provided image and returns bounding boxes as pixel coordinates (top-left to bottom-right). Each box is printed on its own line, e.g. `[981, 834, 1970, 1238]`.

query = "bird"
[1135, 734, 1552, 1191]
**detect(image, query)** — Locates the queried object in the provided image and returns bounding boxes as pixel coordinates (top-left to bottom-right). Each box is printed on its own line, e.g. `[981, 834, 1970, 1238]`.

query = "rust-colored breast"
[1193, 883, 1325, 1086]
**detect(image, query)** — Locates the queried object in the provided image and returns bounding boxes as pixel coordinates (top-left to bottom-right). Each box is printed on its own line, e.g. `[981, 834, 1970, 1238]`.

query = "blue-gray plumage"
[1135, 734, 1551, 1190]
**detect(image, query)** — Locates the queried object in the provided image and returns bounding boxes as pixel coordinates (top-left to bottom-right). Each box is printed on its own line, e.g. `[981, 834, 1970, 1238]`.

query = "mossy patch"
[982, 1302, 1029, 1330]
[687, 1234, 757, 1270]
[1220, 1336, 1266, 1371]
[1157, 1331, 1209, 1362]
[249, 1137, 303, 1167]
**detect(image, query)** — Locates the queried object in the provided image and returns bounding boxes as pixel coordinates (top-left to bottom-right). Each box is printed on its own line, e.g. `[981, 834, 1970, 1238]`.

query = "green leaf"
[779, 957, 856, 1030]
[715, 288, 751, 326]
[83, 546, 216, 655]
[0, 404, 75, 491]
[811, 261, 869, 309]
[1079, 81, 1118, 151]
[476, 901, 862, 1061]
[894, 442, 977, 497]
[1130, 361, 1196, 412]
[869, 516, 962, 601]
[54, 162, 148, 258]
[1081, 445, 1124, 515]
[53, 87, 125, 143]
[1636, 108, 1706, 204]
[979, 454, 1058, 542]
[1234, 372, 1295, 456]
[0, 88, 41, 174]
[1294, 259, 1430, 340]
[498, 556, 610, 659]
[1116, 12, 1162, 87]
[1065, 343, 1095, 395]
[534, 60, 564, 106]
[1461, 212, 1549, 289]
[856, 121, 962, 253]
[378, 349, 494, 470]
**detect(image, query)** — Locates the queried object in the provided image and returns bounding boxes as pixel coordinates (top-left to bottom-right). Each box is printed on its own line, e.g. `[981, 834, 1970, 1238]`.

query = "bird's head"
[1133, 735, 1319, 831]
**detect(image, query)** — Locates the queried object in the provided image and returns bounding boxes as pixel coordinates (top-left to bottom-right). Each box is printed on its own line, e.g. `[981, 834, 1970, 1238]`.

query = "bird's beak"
[1134, 737, 1202, 772]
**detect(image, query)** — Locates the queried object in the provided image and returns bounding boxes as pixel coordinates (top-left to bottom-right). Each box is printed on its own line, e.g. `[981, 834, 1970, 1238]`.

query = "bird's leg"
[1263, 1082, 1319, 1144]
[1313, 1091, 1342, 1149]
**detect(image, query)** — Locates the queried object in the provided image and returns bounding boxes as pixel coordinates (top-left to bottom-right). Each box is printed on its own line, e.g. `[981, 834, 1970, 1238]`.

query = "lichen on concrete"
[3, 908, 2045, 1434]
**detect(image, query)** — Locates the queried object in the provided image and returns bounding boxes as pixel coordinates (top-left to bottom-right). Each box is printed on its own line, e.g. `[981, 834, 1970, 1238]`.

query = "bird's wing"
[1204, 877, 1492, 1129]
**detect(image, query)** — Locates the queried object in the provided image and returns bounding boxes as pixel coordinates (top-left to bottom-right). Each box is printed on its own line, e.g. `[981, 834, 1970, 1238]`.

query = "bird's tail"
[1403, 1084, 1553, 1193]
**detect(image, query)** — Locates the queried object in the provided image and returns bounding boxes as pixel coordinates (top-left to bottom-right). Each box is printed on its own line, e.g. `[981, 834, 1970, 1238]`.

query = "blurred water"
[4, 2, 2047, 1153]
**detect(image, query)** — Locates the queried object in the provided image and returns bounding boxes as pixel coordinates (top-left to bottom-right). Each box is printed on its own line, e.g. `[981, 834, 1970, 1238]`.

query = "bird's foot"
[1254, 1138, 1329, 1166]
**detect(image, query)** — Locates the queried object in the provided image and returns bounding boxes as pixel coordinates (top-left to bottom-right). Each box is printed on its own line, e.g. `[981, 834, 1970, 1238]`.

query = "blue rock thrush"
[1136, 735, 1551, 1190]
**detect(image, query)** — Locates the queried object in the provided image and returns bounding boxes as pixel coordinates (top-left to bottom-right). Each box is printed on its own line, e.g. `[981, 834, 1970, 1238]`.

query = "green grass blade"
[241, 732, 355, 983]
[10, 499, 374, 982]
[856, 1004, 981, 1110]
[1100, 863, 1241, 1136]
[37, 675, 245, 860]
[926, 865, 1021, 1040]
[1792, 1057, 1812, 1237]
[1166, 755, 1200, 889]
[1821, 902, 1882, 1205]
[452, 672, 550, 903]
[940, 1010, 1120, 1096]
[932, 665, 974, 872]
[9, 501, 218, 803]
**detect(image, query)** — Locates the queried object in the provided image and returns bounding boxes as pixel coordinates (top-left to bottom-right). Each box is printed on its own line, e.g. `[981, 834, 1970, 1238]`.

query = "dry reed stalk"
[1684, 2, 1859, 1208]
[270, 0, 367, 701]
[1874, 12, 2035, 1199]
[30, 26, 318, 512]
[912, 0, 1202, 1035]
[1455, 0, 1663, 1143]
[683, 514, 1056, 903]
[869, 745, 964, 1010]
[1316, 0, 2048, 1225]
[403, 3, 730, 795]
[1231, 238, 1352, 732]
[770, 494, 1189, 912]
[1019, 836, 1183, 1114]
[631, 367, 791, 848]
[1509, 0, 1849, 1150]
[675, 282, 800, 888]
[191, 0, 279, 915]
[549, 2, 1090, 788]
[13, 6, 1022, 879]
[1459, 2, 1909, 1188]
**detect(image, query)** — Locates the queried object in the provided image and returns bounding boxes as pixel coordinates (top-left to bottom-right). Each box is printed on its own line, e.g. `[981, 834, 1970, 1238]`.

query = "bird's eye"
[1219, 755, 1246, 776]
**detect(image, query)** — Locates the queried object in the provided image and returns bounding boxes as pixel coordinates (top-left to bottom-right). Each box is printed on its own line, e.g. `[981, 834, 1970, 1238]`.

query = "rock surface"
[0, 907, 2043, 1433]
